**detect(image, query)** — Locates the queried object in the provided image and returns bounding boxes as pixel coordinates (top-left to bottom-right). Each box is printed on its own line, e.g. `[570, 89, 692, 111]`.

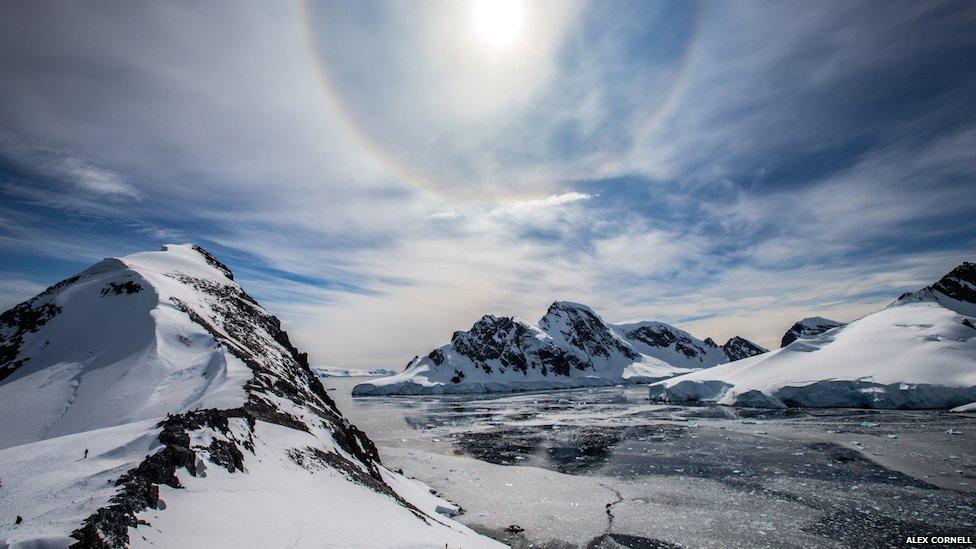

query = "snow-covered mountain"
[353, 301, 765, 395]
[0, 245, 499, 548]
[649, 261, 976, 409]
[780, 316, 846, 347]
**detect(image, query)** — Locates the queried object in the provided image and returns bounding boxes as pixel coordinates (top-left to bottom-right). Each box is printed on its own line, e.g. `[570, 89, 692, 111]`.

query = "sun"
[471, 0, 525, 49]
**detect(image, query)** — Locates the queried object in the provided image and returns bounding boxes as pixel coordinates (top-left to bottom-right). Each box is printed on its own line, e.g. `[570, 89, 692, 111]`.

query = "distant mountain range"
[649, 261, 976, 409]
[313, 366, 397, 378]
[353, 301, 766, 395]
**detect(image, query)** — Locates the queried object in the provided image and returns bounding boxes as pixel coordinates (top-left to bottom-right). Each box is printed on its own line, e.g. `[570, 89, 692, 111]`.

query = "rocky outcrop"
[781, 317, 845, 347]
[891, 261, 976, 316]
[722, 336, 767, 361]
[540, 302, 640, 364]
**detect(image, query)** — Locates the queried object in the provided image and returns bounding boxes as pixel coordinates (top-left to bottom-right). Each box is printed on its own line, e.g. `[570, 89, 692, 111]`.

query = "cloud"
[55, 157, 139, 198]
[490, 192, 592, 216]
[0, 0, 974, 368]
[426, 211, 460, 221]
[0, 137, 140, 201]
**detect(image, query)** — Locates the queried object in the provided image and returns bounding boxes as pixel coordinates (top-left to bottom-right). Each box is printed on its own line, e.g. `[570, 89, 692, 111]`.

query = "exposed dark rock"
[190, 245, 235, 281]
[625, 324, 713, 361]
[627, 326, 677, 348]
[781, 317, 845, 348]
[70, 409, 250, 548]
[428, 349, 445, 365]
[722, 336, 767, 361]
[206, 438, 245, 473]
[930, 261, 976, 304]
[452, 316, 532, 364]
[536, 347, 578, 377]
[100, 281, 143, 296]
[0, 298, 62, 383]
[541, 302, 639, 362]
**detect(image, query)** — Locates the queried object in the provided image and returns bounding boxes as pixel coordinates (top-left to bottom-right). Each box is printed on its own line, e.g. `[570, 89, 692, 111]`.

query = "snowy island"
[648, 262, 976, 409]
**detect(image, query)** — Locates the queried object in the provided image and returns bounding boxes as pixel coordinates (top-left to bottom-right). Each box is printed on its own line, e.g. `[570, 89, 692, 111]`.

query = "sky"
[1, 0, 975, 368]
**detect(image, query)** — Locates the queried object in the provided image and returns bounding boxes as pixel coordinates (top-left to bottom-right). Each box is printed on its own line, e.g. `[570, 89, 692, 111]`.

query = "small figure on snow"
[15, 516, 23, 525]
[83, 448, 89, 459]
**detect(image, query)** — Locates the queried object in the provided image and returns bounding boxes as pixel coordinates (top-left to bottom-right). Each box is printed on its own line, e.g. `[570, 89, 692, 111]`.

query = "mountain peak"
[545, 300, 597, 315]
[891, 260, 976, 315]
[722, 336, 768, 361]
[781, 317, 845, 347]
[540, 300, 639, 362]
[188, 244, 235, 280]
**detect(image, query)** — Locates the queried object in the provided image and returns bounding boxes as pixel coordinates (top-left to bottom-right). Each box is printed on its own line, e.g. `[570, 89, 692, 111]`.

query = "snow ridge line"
[57, 246, 396, 546]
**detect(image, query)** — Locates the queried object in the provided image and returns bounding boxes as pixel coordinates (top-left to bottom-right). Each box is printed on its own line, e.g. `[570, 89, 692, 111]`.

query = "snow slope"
[353, 301, 764, 395]
[649, 261, 976, 409]
[0, 248, 251, 450]
[0, 244, 499, 548]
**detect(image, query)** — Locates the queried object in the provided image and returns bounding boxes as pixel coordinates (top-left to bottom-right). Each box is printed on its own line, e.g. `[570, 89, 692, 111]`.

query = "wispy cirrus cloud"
[54, 156, 139, 198]
[490, 192, 592, 216]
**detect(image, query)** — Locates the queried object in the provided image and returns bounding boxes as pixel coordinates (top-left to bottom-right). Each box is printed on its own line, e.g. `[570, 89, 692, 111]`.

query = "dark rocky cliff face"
[540, 302, 640, 362]
[625, 324, 713, 361]
[890, 261, 976, 316]
[451, 315, 537, 372]
[930, 262, 976, 303]
[896, 261, 976, 305]
[449, 313, 590, 377]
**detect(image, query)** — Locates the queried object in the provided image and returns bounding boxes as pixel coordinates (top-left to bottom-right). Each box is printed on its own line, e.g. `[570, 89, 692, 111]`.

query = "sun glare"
[472, 0, 525, 49]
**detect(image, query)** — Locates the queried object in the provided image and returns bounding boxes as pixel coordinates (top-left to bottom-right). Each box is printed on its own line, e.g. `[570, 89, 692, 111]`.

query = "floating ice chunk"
[435, 505, 459, 517]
